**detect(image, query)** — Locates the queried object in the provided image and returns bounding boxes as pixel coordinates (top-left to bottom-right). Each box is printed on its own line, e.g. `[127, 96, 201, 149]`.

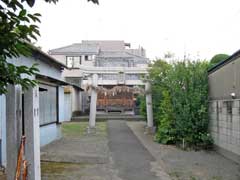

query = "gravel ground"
[41, 122, 109, 164]
[127, 121, 240, 180]
[41, 121, 122, 180]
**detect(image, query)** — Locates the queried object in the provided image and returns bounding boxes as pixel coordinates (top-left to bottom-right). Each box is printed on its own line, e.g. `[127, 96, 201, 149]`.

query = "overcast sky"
[32, 0, 240, 60]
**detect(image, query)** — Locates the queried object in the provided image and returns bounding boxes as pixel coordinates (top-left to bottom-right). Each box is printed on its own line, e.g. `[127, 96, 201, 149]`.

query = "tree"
[209, 54, 229, 68]
[142, 59, 213, 148]
[0, 0, 98, 95]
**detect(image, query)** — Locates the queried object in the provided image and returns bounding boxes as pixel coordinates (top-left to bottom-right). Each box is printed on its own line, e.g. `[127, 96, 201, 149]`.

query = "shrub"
[142, 59, 213, 149]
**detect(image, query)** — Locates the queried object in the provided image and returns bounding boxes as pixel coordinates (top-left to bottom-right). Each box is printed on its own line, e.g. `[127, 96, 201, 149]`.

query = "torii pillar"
[145, 81, 154, 132]
[89, 74, 98, 131]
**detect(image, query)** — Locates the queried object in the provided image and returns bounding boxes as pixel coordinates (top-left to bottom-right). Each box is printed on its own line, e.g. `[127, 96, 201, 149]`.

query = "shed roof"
[31, 45, 68, 69]
[208, 49, 240, 74]
[36, 74, 83, 91]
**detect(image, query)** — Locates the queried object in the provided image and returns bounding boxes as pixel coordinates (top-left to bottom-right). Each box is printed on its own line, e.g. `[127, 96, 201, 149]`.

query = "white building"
[0, 46, 82, 177]
[49, 40, 149, 114]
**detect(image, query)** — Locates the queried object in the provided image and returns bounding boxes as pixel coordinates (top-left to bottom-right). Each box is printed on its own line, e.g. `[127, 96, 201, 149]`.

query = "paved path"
[127, 121, 240, 180]
[108, 120, 160, 180]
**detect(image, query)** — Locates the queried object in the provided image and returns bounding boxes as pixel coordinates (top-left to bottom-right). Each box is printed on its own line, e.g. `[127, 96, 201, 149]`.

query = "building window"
[85, 55, 95, 61]
[85, 55, 89, 61]
[66, 56, 81, 68]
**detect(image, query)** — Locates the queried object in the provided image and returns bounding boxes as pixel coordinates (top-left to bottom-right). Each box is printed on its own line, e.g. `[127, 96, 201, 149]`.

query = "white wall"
[81, 55, 95, 66]
[7, 56, 63, 81]
[64, 93, 72, 121]
[58, 86, 65, 122]
[40, 124, 61, 147]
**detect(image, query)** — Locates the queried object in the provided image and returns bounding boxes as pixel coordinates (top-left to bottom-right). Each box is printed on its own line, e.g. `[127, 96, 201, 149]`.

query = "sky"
[31, 0, 240, 60]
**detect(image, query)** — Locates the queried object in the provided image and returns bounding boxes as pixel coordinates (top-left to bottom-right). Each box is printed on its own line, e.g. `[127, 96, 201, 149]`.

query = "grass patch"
[41, 161, 87, 179]
[41, 162, 69, 174]
[169, 171, 181, 179]
[190, 176, 198, 180]
[62, 122, 107, 138]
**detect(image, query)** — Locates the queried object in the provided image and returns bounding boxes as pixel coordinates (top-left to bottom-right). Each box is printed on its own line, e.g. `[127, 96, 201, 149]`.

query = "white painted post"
[6, 85, 22, 180]
[89, 74, 98, 128]
[145, 81, 153, 128]
[24, 86, 41, 180]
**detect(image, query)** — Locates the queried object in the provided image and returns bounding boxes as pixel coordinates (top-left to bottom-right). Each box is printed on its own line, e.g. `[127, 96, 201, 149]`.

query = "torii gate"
[79, 66, 154, 132]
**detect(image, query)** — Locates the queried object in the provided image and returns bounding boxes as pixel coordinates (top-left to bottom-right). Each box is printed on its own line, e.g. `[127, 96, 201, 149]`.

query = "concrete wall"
[209, 100, 240, 164]
[62, 69, 84, 78]
[7, 56, 63, 81]
[40, 124, 61, 147]
[58, 86, 65, 122]
[64, 93, 72, 121]
[71, 87, 81, 113]
[209, 57, 240, 100]
[209, 56, 240, 164]
[0, 95, 6, 167]
[63, 86, 82, 120]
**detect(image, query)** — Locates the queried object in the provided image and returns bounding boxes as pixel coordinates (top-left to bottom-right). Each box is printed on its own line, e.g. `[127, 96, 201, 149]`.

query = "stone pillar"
[145, 81, 153, 128]
[24, 86, 41, 180]
[6, 85, 22, 180]
[89, 74, 98, 128]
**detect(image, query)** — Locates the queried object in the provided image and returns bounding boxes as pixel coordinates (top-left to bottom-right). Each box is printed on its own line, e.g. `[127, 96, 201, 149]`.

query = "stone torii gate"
[79, 66, 154, 132]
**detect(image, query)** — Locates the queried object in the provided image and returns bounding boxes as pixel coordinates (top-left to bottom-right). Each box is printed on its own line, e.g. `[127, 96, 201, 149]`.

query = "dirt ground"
[41, 121, 122, 180]
[127, 121, 240, 180]
[0, 169, 6, 180]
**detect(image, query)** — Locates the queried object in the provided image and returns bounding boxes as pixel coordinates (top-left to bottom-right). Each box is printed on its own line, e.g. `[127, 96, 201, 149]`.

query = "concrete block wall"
[209, 100, 240, 163]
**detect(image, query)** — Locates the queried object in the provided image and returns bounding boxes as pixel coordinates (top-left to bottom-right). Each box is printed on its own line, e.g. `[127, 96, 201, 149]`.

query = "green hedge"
[141, 60, 213, 149]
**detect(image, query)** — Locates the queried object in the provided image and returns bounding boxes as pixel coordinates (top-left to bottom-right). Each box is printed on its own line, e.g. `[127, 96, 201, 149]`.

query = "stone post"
[89, 73, 98, 128]
[24, 86, 41, 180]
[145, 81, 153, 129]
[6, 85, 22, 180]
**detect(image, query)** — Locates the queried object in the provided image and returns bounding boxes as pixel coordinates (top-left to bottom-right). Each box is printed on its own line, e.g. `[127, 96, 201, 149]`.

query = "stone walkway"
[108, 120, 161, 180]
